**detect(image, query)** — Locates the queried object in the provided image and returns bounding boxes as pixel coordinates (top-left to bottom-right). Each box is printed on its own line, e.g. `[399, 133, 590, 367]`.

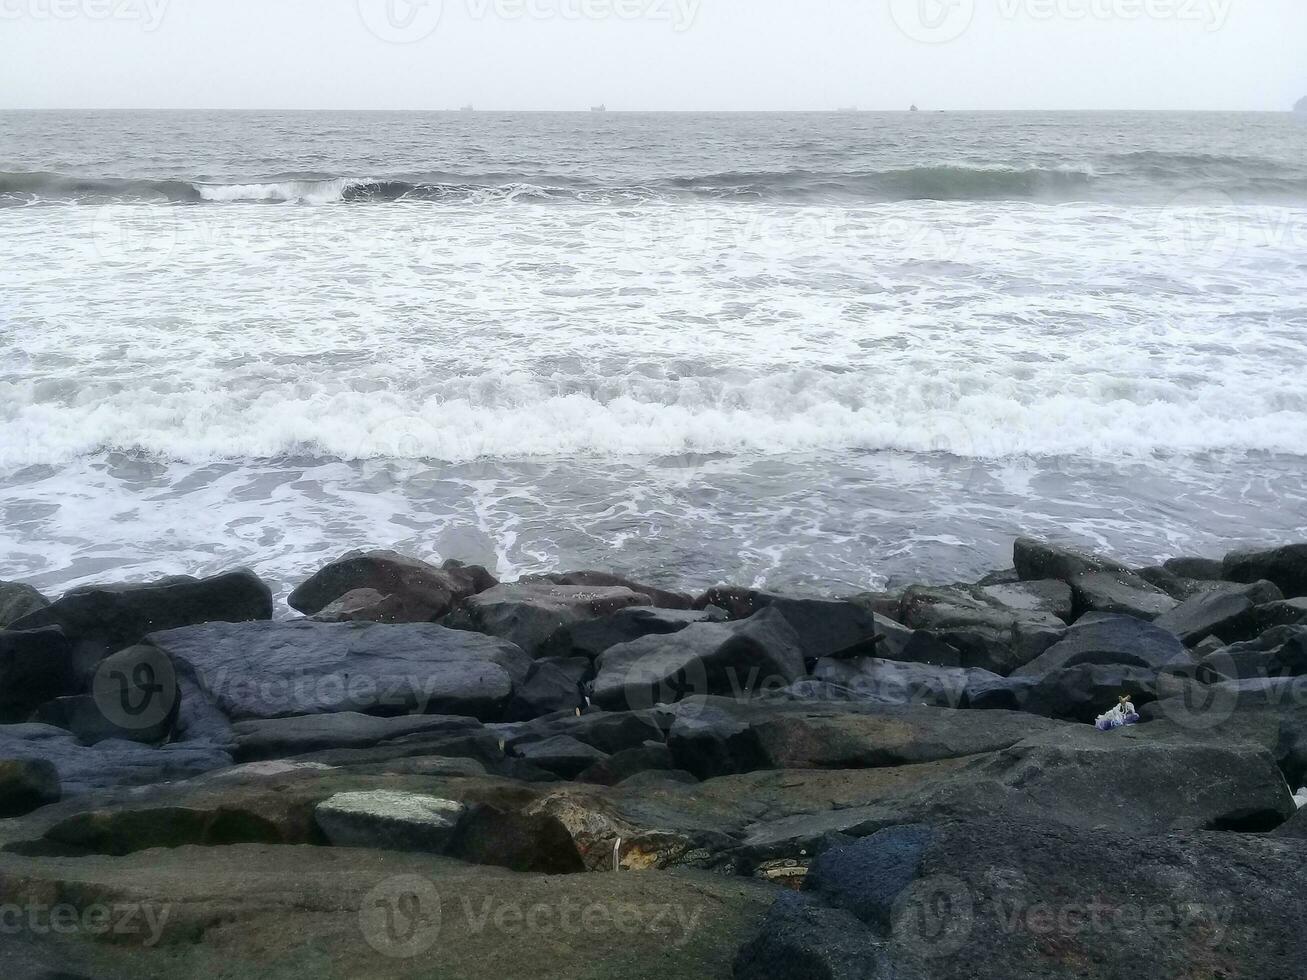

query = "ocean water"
[2, 110, 1306, 604]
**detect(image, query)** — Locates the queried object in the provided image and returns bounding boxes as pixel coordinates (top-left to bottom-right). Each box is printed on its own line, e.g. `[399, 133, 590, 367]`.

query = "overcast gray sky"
[1, 0, 1303, 111]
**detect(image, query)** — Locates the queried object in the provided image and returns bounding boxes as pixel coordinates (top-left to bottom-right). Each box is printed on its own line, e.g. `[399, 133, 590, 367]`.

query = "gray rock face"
[0, 582, 49, 630]
[1012, 613, 1191, 676]
[0, 627, 76, 723]
[148, 620, 532, 722]
[736, 817, 1307, 980]
[505, 657, 590, 721]
[563, 606, 728, 661]
[0, 723, 230, 794]
[1013, 536, 1131, 582]
[663, 697, 1067, 779]
[978, 579, 1073, 621]
[1163, 555, 1227, 580]
[525, 570, 693, 609]
[289, 550, 496, 620]
[311, 588, 414, 624]
[591, 607, 806, 711]
[8, 569, 273, 680]
[1198, 630, 1307, 683]
[813, 657, 1030, 711]
[1223, 543, 1307, 599]
[230, 712, 485, 761]
[1018, 663, 1198, 723]
[0, 758, 60, 816]
[1154, 580, 1285, 646]
[1067, 570, 1177, 620]
[314, 790, 466, 852]
[452, 583, 652, 658]
[899, 585, 1065, 675]
[694, 589, 890, 660]
[512, 734, 609, 778]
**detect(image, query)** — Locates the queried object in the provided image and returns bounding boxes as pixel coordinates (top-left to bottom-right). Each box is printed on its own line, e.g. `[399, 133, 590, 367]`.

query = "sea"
[2, 109, 1306, 605]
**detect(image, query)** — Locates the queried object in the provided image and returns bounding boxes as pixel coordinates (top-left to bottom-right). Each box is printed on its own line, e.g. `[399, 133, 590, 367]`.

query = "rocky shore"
[1, 538, 1306, 978]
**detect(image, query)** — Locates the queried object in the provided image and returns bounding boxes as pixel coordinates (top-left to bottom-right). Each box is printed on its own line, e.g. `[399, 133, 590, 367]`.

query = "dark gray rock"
[1197, 630, 1307, 682]
[148, 620, 531, 722]
[1013, 536, 1131, 582]
[499, 708, 664, 756]
[0, 758, 60, 816]
[450, 582, 651, 658]
[310, 588, 418, 624]
[289, 550, 496, 620]
[505, 657, 591, 721]
[1223, 543, 1307, 598]
[663, 697, 1067, 780]
[1163, 555, 1227, 580]
[1067, 570, 1177, 620]
[813, 657, 1030, 710]
[977, 579, 1073, 621]
[0, 582, 48, 630]
[230, 712, 485, 761]
[0, 723, 230, 795]
[1012, 613, 1191, 676]
[1274, 806, 1307, 839]
[512, 734, 609, 778]
[1154, 580, 1285, 646]
[1018, 663, 1199, 724]
[591, 607, 806, 711]
[899, 585, 1065, 675]
[9, 569, 273, 681]
[563, 606, 728, 661]
[737, 816, 1307, 980]
[578, 742, 674, 785]
[526, 570, 693, 609]
[0, 627, 76, 724]
[692, 589, 888, 661]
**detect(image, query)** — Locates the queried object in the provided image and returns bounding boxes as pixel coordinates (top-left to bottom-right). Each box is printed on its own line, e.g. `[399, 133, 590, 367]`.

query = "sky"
[1, 0, 1304, 111]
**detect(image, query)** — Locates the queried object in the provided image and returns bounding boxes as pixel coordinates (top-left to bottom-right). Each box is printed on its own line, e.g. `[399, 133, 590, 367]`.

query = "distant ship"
[459, 104, 474, 112]
[590, 104, 607, 113]
[910, 104, 919, 112]
[1296, 97, 1307, 113]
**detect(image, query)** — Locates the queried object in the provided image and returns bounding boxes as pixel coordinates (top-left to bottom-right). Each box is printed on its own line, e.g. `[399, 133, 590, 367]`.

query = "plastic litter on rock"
[1095, 695, 1141, 732]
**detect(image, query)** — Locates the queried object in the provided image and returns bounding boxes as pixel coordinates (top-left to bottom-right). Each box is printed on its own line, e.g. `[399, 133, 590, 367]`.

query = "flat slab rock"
[289, 550, 496, 620]
[453, 582, 652, 657]
[1012, 613, 1192, 676]
[231, 712, 487, 761]
[735, 817, 1307, 980]
[314, 789, 466, 852]
[148, 620, 532, 722]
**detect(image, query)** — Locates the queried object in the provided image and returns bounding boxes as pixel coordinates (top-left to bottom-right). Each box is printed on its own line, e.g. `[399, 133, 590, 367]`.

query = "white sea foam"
[193, 177, 360, 203]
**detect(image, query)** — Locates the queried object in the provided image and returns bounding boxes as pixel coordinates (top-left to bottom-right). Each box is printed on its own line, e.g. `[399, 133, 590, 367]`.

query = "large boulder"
[813, 657, 1031, 710]
[8, 569, 273, 680]
[898, 585, 1065, 674]
[0, 582, 48, 630]
[1012, 613, 1191, 676]
[977, 579, 1073, 622]
[0, 723, 230, 795]
[313, 790, 465, 852]
[148, 620, 532, 722]
[1013, 536, 1131, 582]
[1223, 543, 1307, 598]
[450, 582, 651, 657]
[0, 758, 60, 816]
[288, 551, 496, 620]
[735, 818, 1307, 980]
[662, 697, 1067, 779]
[590, 607, 806, 711]
[1154, 580, 1285, 646]
[696, 590, 886, 661]
[526, 570, 693, 609]
[563, 606, 728, 661]
[229, 712, 486, 761]
[1066, 569, 1177, 620]
[1018, 663, 1199, 723]
[1163, 555, 1226, 580]
[0, 627, 76, 723]
[1197, 630, 1307, 683]
[504, 657, 590, 721]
